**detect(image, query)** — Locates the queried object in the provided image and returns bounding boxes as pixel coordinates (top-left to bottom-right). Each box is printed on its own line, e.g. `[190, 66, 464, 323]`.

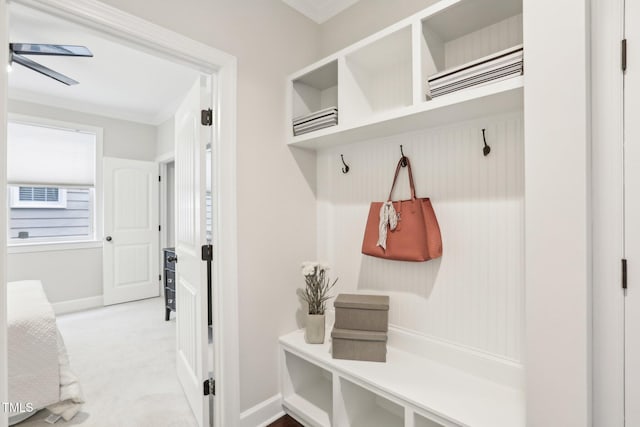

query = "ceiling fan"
[9, 43, 93, 86]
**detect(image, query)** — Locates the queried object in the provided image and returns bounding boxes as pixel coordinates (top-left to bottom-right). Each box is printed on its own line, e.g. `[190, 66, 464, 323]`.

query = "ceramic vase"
[305, 314, 325, 344]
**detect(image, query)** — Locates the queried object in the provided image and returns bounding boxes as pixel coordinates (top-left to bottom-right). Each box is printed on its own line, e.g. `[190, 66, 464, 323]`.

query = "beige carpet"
[16, 297, 198, 427]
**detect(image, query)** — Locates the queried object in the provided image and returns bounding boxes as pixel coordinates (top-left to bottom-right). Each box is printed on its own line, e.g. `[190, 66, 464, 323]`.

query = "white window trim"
[8, 240, 103, 254]
[9, 186, 68, 209]
[7, 114, 104, 251]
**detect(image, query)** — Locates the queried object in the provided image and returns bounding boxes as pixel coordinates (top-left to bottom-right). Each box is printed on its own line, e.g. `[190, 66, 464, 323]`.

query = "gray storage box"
[334, 294, 389, 332]
[331, 328, 387, 362]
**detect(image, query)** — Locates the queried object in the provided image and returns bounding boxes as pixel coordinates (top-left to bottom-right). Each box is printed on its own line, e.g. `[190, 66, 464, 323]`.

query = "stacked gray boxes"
[331, 294, 389, 362]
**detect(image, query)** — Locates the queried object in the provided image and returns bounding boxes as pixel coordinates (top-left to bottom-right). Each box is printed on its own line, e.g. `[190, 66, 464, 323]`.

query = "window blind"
[7, 122, 96, 187]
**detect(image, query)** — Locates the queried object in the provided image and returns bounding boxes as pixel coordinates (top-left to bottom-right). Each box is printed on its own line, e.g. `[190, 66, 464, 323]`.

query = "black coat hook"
[482, 129, 491, 157]
[340, 154, 350, 174]
[400, 145, 408, 167]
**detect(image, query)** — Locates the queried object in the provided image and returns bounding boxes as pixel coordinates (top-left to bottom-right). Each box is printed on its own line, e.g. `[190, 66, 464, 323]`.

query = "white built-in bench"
[279, 328, 525, 427]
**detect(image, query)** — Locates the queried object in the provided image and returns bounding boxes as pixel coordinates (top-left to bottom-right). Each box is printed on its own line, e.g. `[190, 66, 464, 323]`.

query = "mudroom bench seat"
[279, 328, 525, 427]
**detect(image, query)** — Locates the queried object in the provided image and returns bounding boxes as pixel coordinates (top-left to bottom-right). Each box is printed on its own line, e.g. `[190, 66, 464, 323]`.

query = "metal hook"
[340, 154, 350, 174]
[400, 145, 408, 167]
[482, 129, 491, 157]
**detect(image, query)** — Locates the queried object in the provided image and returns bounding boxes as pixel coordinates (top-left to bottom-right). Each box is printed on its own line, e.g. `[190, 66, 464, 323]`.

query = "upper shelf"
[291, 76, 522, 149]
[292, 60, 338, 120]
[287, 0, 523, 149]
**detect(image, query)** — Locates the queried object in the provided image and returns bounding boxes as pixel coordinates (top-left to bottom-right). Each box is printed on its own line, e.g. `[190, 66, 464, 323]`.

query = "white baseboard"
[52, 295, 103, 315]
[239, 394, 283, 427]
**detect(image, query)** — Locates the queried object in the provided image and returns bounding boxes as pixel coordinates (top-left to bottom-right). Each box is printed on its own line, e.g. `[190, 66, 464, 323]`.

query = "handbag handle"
[387, 156, 417, 201]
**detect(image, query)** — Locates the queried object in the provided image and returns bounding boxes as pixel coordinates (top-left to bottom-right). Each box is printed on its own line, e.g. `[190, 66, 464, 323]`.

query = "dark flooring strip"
[266, 414, 304, 427]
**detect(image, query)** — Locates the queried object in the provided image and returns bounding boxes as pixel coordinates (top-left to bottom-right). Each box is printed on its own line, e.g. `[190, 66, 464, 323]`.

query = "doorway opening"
[0, 1, 239, 427]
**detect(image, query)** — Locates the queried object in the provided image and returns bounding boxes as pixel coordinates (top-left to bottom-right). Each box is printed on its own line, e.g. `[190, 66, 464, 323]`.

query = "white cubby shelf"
[279, 329, 525, 427]
[286, 0, 523, 150]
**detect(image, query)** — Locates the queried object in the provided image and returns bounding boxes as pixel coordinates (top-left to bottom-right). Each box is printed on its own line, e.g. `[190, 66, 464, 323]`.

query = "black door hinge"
[159, 175, 161, 182]
[622, 39, 628, 72]
[203, 378, 215, 396]
[159, 225, 162, 232]
[201, 108, 213, 126]
[201, 244, 213, 262]
[159, 274, 162, 281]
[623, 258, 628, 289]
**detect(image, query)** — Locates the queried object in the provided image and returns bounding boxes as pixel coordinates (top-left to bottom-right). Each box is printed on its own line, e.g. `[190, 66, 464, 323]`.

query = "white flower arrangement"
[300, 261, 337, 315]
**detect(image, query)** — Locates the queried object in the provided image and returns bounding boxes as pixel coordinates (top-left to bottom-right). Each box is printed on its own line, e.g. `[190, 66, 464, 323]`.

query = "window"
[9, 186, 68, 208]
[7, 118, 101, 245]
[9, 187, 93, 241]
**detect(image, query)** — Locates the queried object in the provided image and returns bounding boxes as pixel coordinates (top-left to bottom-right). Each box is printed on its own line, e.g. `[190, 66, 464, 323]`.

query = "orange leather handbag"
[361, 157, 442, 262]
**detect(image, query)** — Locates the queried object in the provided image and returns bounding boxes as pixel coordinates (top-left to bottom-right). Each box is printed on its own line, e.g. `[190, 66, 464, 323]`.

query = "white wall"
[9, 99, 157, 161]
[523, 0, 592, 426]
[7, 100, 158, 304]
[7, 247, 102, 303]
[319, 0, 438, 56]
[93, 0, 320, 414]
[156, 116, 174, 159]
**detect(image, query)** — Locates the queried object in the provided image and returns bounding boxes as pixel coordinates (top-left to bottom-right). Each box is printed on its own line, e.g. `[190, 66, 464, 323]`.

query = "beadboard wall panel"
[317, 112, 524, 361]
[444, 14, 523, 69]
[369, 59, 413, 114]
[342, 58, 413, 122]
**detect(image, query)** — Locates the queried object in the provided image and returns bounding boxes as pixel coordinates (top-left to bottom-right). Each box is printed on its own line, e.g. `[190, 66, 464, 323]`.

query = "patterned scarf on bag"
[377, 201, 398, 251]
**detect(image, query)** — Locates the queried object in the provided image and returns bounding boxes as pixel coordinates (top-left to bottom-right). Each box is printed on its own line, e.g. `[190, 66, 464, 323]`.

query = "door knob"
[105, 236, 112, 242]
[167, 255, 178, 263]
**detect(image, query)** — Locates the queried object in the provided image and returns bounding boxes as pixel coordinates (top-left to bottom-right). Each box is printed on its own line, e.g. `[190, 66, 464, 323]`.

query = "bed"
[7, 280, 85, 425]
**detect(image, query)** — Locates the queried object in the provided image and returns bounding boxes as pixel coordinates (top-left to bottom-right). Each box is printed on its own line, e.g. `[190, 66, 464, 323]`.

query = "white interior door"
[103, 157, 159, 306]
[175, 78, 211, 427]
[626, 1, 640, 424]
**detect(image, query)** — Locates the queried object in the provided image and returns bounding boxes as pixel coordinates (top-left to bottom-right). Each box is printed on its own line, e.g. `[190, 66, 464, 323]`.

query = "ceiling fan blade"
[11, 53, 79, 86]
[10, 43, 93, 57]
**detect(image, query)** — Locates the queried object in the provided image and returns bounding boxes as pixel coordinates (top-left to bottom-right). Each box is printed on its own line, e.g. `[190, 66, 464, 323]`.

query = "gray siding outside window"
[9, 188, 92, 240]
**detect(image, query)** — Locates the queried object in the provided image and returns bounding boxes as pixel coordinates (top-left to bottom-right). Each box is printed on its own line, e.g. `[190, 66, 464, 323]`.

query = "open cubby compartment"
[420, 0, 523, 99]
[414, 412, 447, 427]
[342, 25, 413, 123]
[337, 377, 404, 427]
[282, 351, 333, 426]
[292, 60, 339, 129]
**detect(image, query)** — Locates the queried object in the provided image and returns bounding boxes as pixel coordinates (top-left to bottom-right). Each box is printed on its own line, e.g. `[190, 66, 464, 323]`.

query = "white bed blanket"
[7, 280, 84, 423]
[46, 329, 85, 421]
